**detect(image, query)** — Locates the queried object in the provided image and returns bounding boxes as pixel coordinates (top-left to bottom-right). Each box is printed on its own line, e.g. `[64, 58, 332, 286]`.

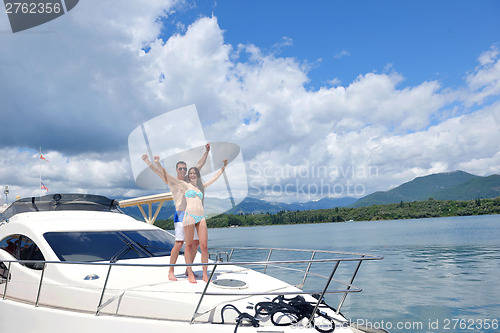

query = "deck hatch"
[212, 278, 247, 289]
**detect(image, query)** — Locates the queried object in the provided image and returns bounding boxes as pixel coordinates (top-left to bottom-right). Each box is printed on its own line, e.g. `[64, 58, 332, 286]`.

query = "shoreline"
[153, 197, 500, 230]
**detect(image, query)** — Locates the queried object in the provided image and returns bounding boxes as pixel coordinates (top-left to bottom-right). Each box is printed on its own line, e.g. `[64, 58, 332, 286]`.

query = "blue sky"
[165, 0, 500, 90]
[1, 0, 500, 203]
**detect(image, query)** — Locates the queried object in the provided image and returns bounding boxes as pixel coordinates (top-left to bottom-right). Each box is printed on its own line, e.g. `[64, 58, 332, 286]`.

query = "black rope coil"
[220, 304, 260, 333]
[220, 295, 336, 333]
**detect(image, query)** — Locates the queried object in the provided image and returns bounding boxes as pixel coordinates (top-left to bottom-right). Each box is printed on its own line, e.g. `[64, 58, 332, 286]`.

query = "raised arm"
[152, 155, 183, 186]
[142, 154, 168, 184]
[195, 143, 210, 171]
[203, 159, 228, 188]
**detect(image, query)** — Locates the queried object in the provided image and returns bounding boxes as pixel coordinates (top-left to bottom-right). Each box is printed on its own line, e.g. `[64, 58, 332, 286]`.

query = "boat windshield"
[43, 230, 175, 262]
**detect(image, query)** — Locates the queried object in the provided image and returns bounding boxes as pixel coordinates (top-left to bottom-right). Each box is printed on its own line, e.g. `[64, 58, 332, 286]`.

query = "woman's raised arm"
[203, 159, 228, 188]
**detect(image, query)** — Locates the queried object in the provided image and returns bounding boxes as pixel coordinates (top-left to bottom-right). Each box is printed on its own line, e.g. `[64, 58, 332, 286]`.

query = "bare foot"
[185, 270, 199, 277]
[168, 271, 178, 281]
[187, 274, 197, 284]
[203, 274, 209, 283]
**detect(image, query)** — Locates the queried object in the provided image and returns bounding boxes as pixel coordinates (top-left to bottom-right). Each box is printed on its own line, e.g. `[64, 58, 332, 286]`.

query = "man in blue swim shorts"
[174, 211, 199, 241]
[142, 143, 210, 281]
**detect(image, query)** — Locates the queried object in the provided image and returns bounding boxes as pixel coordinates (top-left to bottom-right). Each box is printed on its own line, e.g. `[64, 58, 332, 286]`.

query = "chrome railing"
[0, 247, 382, 326]
[203, 247, 382, 324]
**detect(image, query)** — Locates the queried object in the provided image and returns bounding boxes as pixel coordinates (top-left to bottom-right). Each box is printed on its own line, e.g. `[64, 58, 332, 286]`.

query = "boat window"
[122, 230, 175, 257]
[19, 236, 46, 269]
[0, 235, 20, 280]
[0, 262, 8, 282]
[43, 231, 151, 262]
[0, 234, 46, 270]
[0, 235, 21, 256]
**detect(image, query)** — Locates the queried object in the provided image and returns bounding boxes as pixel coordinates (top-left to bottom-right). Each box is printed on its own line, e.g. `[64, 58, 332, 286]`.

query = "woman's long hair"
[187, 167, 204, 204]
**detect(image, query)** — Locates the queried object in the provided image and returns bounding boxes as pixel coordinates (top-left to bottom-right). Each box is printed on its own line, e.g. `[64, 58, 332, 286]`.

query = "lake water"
[207, 215, 500, 333]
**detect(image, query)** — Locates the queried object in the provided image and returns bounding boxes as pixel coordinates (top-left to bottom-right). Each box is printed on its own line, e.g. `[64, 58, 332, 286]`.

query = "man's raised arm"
[142, 153, 168, 184]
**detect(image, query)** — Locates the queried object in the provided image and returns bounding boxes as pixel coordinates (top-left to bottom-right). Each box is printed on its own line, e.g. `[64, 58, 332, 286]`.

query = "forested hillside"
[154, 196, 500, 230]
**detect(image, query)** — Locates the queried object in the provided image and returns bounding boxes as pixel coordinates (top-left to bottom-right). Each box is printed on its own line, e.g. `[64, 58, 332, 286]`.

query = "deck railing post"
[2, 262, 11, 299]
[263, 249, 273, 273]
[190, 263, 218, 324]
[96, 264, 113, 316]
[336, 256, 364, 314]
[308, 260, 340, 328]
[35, 262, 47, 307]
[299, 251, 316, 289]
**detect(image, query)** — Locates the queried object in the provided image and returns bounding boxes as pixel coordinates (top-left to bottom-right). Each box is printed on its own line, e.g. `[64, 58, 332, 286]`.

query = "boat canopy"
[0, 193, 120, 221]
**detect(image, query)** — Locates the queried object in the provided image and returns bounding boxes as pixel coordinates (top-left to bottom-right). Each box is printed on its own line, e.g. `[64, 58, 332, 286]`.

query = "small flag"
[40, 154, 49, 162]
[41, 182, 49, 192]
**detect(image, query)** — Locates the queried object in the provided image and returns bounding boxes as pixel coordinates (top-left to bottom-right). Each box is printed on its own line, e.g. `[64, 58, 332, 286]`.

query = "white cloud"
[334, 49, 350, 59]
[0, 1, 181, 153]
[463, 46, 500, 106]
[0, 148, 137, 200]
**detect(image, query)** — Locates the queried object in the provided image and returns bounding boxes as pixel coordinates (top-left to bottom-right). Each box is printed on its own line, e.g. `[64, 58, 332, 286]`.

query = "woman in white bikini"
[154, 156, 228, 283]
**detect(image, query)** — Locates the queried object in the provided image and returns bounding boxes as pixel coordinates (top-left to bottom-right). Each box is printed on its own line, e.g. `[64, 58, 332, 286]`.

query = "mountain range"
[225, 196, 358, 214]
[350, 170, 500, 207]
[120, 170, 500, 220]
[120, 196, 358, 220]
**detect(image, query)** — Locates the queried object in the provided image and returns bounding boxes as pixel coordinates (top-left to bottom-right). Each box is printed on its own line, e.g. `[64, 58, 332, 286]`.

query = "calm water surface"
[208, 215, 500, 333]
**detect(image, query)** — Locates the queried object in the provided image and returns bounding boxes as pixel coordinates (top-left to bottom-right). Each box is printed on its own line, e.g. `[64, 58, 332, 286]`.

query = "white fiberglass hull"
[0, 297, 357, 333]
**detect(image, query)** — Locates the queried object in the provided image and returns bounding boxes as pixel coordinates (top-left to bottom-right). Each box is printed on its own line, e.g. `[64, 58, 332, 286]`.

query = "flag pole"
[39, 147, 42, 198]
[39, 148, 50, 195]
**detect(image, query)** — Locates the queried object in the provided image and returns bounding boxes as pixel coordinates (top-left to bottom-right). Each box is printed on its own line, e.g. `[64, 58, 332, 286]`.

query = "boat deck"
[1, 247, 382, 331]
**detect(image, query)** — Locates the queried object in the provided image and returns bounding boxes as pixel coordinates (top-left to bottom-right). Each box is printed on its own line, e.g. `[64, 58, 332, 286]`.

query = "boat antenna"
[3, 185, 8, 205]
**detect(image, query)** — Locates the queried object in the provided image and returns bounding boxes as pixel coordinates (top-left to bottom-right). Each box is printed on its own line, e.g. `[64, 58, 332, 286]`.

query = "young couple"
[142, 143, 228, 283]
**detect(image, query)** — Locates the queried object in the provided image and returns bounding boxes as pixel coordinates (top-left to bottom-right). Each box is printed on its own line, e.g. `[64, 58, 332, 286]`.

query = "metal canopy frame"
[118, 192, 173, 224]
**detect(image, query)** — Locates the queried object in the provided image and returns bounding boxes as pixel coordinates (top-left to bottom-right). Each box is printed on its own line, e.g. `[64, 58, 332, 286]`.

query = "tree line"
[153, 196, 500, 230]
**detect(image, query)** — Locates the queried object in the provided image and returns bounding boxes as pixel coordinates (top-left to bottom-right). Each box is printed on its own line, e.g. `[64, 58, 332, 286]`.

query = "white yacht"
[0, 193, 384, 333]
